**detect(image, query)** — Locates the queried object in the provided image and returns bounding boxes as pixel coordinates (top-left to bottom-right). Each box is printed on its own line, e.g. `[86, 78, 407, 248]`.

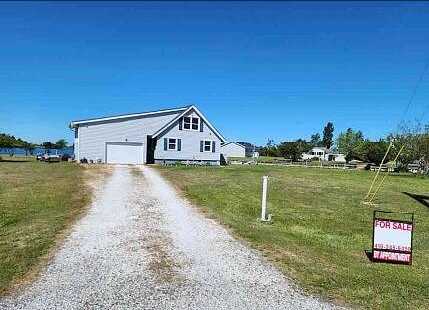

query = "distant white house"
[236, 141, 259, 157]
[302, 147, 346, 162]
[220, 142, 246, 159]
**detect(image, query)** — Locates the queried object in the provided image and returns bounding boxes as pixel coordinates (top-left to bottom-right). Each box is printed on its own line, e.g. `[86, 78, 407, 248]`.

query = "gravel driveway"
[0, 165, 340, 310]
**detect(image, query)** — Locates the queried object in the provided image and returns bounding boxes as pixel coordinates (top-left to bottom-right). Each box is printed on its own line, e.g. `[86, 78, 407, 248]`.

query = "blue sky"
[1, 1, 428, 145]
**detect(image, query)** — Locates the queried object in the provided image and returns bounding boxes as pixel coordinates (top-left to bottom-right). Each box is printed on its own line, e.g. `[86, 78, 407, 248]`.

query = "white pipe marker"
[260, 176, 272, 222]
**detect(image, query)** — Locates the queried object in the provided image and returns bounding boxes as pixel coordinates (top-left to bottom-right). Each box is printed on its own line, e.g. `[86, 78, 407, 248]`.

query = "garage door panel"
[106, 142, 144, 164]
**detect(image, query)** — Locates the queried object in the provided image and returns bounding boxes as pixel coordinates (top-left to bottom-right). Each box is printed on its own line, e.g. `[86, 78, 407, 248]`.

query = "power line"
[364, 58, 429, 204]
[397, 59, 429, 132]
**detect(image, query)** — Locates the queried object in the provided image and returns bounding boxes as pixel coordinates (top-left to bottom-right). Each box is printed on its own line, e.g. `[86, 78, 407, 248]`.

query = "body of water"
[0, 146, 74, 156]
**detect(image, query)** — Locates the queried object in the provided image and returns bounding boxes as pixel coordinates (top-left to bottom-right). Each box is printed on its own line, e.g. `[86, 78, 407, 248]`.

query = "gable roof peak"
[152, 105, 226, 142]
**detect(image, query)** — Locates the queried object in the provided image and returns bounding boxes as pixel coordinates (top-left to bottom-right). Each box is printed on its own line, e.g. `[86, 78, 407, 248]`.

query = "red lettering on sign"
[375, 220, 412, 231]
[373, 250, 410, 263]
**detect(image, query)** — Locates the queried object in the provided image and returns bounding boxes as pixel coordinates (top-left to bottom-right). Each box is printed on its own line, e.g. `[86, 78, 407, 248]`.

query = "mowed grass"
[157, 165, 429, 309]
[230, 155, 288, 163]
[0, 159, 90, 294]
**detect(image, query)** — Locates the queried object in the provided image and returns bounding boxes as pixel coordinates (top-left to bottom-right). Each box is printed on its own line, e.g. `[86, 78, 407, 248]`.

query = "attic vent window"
[183, 116, 200, 131]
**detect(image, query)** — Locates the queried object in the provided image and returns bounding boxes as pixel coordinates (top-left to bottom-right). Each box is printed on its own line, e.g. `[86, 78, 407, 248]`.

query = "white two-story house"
[302, 147, 346, 162]
[69, 105, 226, 165]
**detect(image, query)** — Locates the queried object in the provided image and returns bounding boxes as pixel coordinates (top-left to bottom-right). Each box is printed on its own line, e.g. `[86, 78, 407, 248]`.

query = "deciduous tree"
[356, 139, 390, 165]
[278, 139, 311, 161]
[0, 133, 27, 156]
[389, 122, 429, 168]
[336, 128, 364, 161]
[22, 142, 37, 156]
[42, 141, 54, 154]
[55, 139, 68, 149]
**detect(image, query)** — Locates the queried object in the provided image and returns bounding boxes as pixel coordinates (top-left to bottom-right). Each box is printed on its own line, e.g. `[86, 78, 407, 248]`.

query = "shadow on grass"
[364, 250, 374, 262]
[403, 192, 429, 208]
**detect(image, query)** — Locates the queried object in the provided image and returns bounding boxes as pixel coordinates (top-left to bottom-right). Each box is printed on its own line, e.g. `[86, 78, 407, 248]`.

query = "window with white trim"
[168, 138, 177, 150]
[183, 116, 200, 131]
[204, 140, 212, 152]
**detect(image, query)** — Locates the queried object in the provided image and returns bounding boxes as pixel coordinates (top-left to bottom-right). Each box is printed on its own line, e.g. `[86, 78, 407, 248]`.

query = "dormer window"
[183, 116, 200, 131]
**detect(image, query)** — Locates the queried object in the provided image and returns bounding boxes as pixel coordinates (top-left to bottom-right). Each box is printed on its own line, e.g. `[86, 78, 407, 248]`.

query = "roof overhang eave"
[69, 106, 190, 128]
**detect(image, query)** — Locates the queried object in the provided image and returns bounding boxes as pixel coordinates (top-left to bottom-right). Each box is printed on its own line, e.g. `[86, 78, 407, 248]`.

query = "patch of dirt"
[82, 164, 114, 190]
[142, 234, 183, 283]
[130, 169, 184, 284]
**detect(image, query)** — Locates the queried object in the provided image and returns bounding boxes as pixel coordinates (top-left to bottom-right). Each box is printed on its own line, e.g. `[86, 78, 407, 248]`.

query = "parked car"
[36, 151, 61, 163]
[41, 154, 61, 162]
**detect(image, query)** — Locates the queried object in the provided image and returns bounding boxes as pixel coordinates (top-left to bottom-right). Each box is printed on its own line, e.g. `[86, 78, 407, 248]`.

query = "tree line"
[259, 122, 335, 161]
[0, 133, 69, 155]
[259, 122, 429, 167]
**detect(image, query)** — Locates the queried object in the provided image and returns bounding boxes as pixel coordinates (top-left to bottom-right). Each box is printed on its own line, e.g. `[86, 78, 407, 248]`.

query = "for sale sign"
[372, 211, 414, 265]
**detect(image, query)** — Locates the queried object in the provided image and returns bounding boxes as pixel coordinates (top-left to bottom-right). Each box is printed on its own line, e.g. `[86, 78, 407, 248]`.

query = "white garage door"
[106, 142, 144, 164]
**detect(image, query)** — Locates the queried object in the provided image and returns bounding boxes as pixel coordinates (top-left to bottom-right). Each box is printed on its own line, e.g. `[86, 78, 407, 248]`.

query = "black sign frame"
[372, 210, 414, 265]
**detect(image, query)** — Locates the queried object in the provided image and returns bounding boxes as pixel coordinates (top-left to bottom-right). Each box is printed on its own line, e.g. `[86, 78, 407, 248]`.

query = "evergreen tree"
[322, 122, 334, 149]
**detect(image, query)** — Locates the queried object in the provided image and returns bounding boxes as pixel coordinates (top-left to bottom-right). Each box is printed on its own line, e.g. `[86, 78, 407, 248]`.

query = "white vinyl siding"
[78, 111, 180, 163]
[155, 110, 221, 163]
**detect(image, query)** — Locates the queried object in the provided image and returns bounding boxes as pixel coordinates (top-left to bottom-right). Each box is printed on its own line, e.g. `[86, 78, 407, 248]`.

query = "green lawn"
[229, 155, 330, 166]
[157, 165, 429, 309]
[0, 160, 91, 294]
[229, 155, 289, 163]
